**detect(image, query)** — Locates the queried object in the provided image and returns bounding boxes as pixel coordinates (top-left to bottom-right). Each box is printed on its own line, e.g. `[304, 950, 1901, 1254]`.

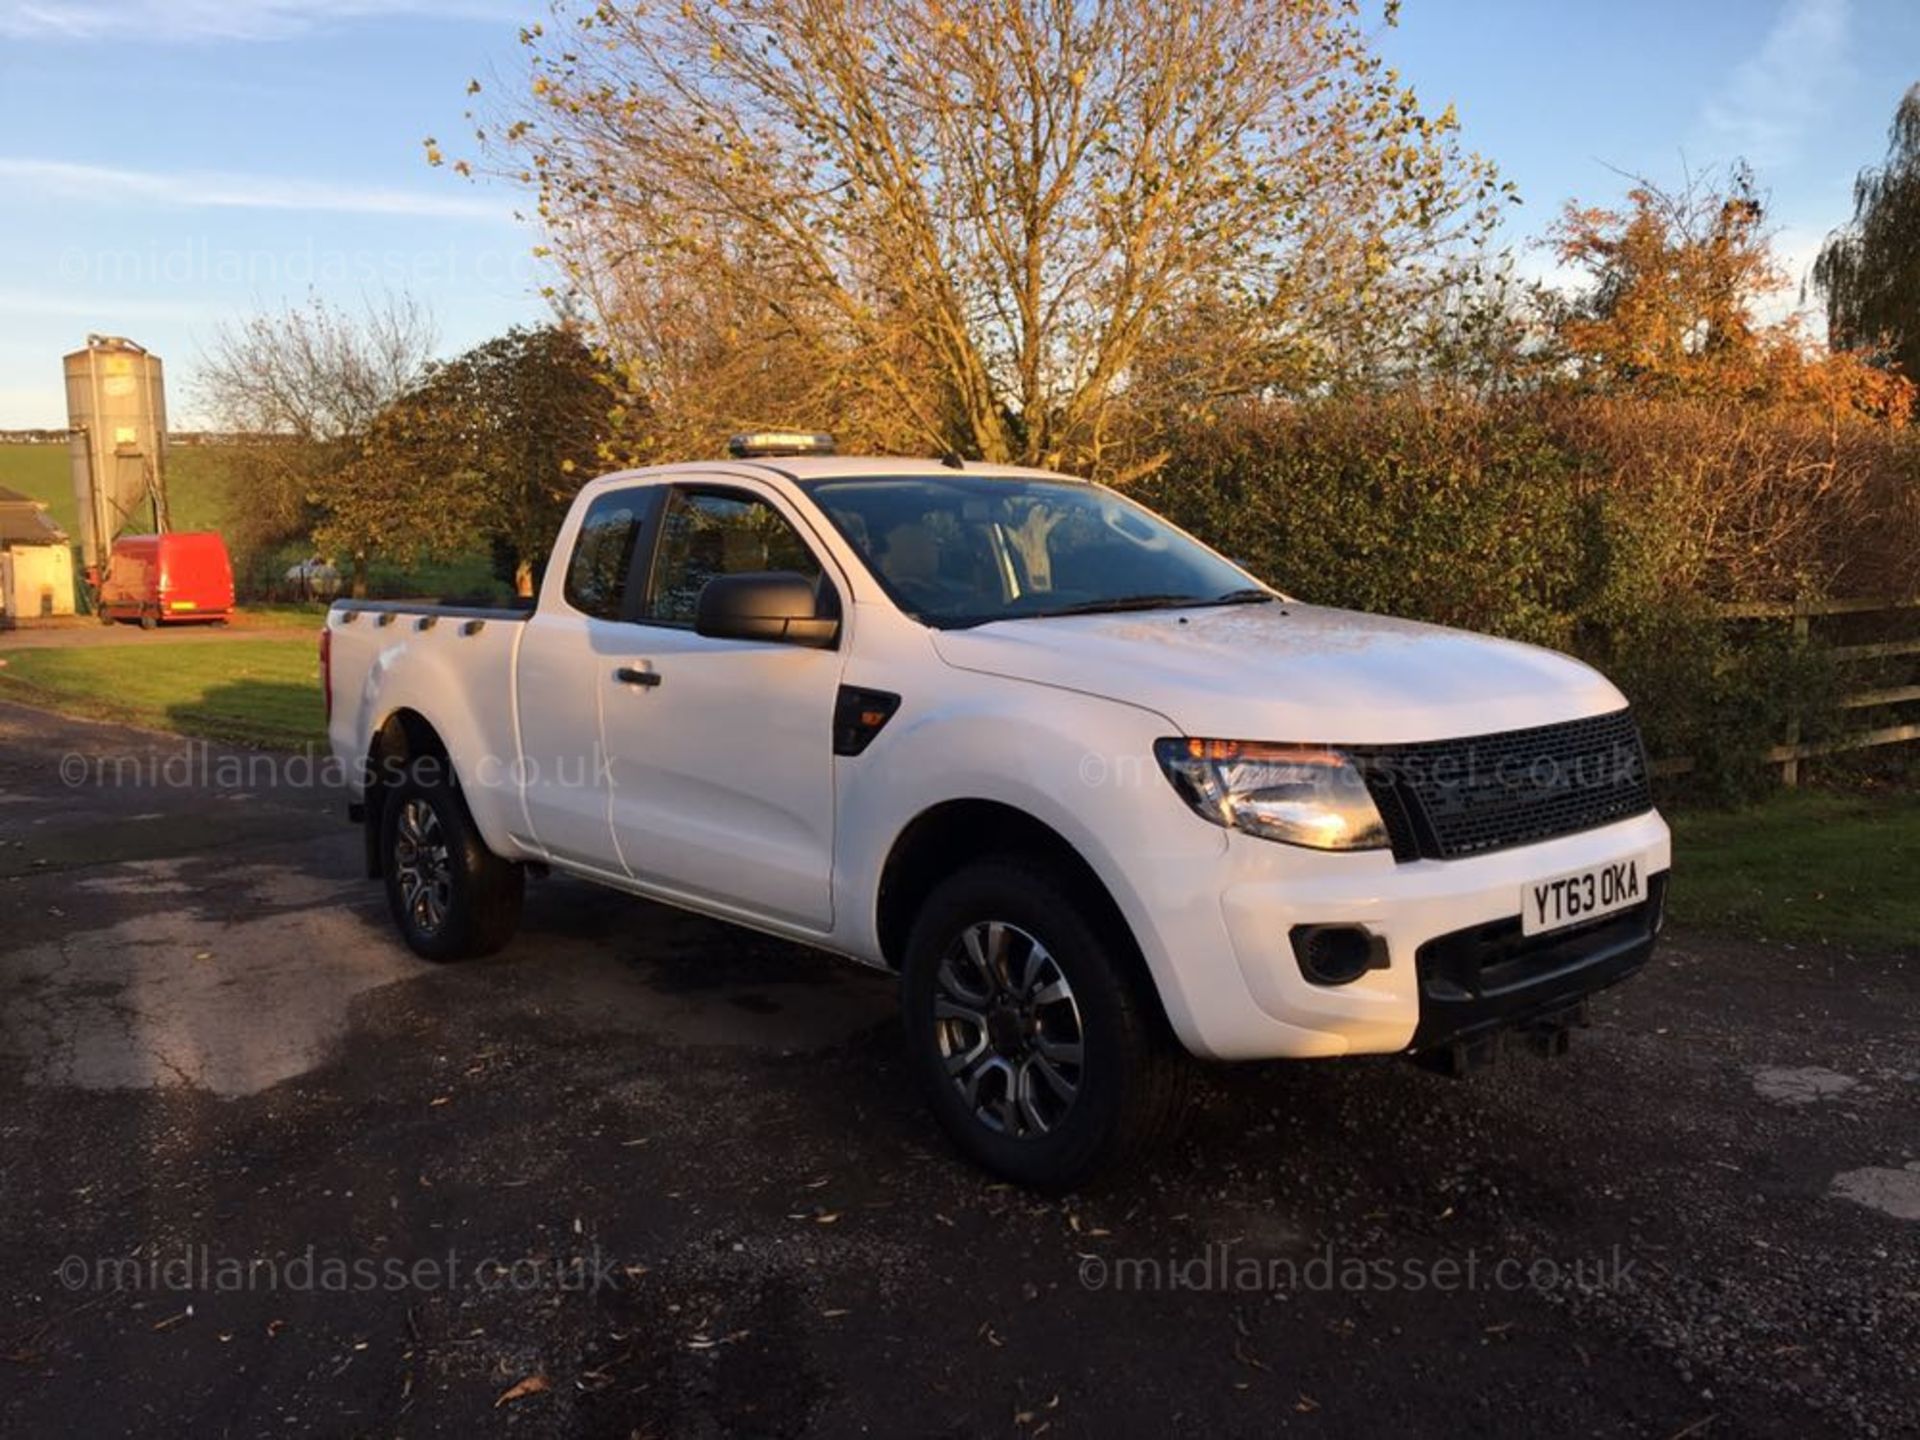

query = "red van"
[99, 532, 235, 628]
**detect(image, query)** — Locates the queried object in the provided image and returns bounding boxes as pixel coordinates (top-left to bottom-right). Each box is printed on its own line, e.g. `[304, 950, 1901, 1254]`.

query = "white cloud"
[1770, 222, 1828, 296]
[1507, 243, 1580, 296]
[1694, 0, 1852, 170]
[1763, 221, 1833, 337]
[0, 0, 509, 42]
[0, 157, 505, 220]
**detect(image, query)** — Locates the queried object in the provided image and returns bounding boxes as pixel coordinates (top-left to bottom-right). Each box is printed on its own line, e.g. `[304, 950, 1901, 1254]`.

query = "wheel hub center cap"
[986, 1006, 1028, 1056]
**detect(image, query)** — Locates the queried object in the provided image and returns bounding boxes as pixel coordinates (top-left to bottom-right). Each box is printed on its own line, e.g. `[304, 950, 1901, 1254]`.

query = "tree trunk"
[350, 554, 369, 599]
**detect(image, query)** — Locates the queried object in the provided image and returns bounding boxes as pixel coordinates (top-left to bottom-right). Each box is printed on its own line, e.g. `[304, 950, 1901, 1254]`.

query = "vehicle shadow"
[164, 676, 324, 750]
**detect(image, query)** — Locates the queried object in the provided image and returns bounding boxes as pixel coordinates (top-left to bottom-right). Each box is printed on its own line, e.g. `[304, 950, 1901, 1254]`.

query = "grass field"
[0, 637, 323, 748]
[0, 441, 229, 536]
[0, 441, 502, 601]
[1668, 789, 1919, 952]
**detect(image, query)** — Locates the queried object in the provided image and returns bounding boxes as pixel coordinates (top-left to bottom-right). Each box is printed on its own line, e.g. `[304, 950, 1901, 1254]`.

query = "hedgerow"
[1135, 394, 1919, 800]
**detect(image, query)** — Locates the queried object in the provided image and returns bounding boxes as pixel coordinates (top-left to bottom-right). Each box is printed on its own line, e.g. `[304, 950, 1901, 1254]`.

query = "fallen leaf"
[495, 1374, 550, 1407]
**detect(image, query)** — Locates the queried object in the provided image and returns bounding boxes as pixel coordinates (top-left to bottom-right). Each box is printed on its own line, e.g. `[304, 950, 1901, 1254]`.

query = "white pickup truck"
[324, 435, 1670, 1187]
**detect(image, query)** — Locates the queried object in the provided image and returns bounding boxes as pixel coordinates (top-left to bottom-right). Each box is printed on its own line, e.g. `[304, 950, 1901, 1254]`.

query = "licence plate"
[1522, 856, 1648, 936]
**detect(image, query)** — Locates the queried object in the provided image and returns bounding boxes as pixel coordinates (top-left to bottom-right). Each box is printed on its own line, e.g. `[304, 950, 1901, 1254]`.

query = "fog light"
[1290, 924, 1388, 986]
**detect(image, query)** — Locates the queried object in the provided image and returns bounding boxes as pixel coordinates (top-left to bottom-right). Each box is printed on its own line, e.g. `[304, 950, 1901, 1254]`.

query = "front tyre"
[380, 761, 524, 961]
[901, 860, 1191, 1190]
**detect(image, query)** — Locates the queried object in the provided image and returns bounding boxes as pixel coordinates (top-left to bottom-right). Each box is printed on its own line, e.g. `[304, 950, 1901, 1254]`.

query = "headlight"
[1153, 738, 1388, 851]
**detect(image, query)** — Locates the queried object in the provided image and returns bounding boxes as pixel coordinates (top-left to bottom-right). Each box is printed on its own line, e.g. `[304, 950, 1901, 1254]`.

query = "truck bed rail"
[331, 600, 533, 628]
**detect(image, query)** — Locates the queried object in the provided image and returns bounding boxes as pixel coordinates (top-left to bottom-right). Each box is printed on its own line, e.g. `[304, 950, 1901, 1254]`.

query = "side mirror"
[695, 571, 839, 648]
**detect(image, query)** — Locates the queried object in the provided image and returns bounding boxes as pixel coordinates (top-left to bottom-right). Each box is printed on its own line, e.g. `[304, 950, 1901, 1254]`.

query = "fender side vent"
[833, 686, 901, 756]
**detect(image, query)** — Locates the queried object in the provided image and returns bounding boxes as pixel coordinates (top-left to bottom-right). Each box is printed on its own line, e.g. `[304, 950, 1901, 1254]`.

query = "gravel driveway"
[1, 700, 1913, 1437]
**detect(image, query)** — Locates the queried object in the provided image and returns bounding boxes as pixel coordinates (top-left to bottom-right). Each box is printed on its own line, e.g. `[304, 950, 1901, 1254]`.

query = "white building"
[0, 486, 78, 620]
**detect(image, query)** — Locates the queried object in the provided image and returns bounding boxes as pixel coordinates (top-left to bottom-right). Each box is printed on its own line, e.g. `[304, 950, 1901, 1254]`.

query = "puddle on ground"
[0, 858, 414, 1097]
[1829, 1164, 1920, 1221]
[1750, 1066, 1859, 1105]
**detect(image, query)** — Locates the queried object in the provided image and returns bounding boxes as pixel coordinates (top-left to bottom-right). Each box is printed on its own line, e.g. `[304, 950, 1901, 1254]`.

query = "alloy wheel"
[392, 797, 452, 936]
[933, 920, 1085, 1138]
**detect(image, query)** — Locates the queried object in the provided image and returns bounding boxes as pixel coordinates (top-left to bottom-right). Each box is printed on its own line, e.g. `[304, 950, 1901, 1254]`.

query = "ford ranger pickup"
[322, 433, 1670, 1187]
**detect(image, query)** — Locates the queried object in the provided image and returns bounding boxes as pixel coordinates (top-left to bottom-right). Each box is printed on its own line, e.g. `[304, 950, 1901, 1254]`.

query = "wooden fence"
[1653, 597, 1920, 785]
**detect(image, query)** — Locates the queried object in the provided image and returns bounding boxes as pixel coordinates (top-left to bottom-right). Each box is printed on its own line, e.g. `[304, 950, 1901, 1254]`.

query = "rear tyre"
[380, 760, 524, 961]
[901, 859, 1192, 1191]
[138, 609, 157, 630]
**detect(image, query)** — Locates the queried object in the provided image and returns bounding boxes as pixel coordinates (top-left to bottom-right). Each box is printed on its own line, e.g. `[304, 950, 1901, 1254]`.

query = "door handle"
[614, 665, 662, 688]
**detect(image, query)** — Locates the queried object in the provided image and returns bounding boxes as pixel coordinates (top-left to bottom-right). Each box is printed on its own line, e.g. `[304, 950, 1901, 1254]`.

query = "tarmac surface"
[1, 700, 1914, 1437]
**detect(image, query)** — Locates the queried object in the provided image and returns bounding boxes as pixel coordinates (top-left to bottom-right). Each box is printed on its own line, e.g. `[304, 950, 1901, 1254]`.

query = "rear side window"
[565, 489, 646, 619]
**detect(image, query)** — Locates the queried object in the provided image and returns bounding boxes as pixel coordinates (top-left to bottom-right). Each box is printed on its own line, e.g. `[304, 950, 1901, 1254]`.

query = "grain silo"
[64, 335, 173, 580]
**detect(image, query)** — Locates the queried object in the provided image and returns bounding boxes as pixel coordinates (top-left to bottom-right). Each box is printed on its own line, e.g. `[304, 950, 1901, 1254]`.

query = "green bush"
[1596, 603, 1842, 802]
[1137, 394, 1915, 803]
[1138, 400, 1583, 647]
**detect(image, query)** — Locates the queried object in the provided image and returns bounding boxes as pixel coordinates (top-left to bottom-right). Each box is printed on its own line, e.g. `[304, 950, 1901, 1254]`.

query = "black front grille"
[1353, 708, 1653, 862]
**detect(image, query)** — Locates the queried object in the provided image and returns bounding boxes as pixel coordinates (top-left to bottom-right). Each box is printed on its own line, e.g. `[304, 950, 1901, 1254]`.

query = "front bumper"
[1119, 808, 1671, 1061]
[1407, 870, 1665, 1055]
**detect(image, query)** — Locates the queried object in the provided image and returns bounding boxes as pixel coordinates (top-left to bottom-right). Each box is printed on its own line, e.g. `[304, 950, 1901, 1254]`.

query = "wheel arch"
[873, 798, 1171, 1032]
[359, 707, 454, 878]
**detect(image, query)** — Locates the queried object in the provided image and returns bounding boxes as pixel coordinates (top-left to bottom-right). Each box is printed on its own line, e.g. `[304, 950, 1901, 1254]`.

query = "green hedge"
[1134, 395, 1918, 801]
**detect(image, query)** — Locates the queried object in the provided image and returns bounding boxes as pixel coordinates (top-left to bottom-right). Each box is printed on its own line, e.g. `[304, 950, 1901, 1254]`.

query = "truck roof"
[581, 455, 1087, 494]
[738, 455, 1082, 483]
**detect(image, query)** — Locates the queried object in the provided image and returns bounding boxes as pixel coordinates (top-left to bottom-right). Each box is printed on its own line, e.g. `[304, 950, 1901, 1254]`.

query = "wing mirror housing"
[695, 571, 839, 648]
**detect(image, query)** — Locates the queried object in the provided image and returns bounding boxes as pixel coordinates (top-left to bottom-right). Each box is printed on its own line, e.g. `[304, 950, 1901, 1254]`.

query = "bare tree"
[200, 292, 438, 444]
[197, 294, 439, 594]
[472, 0, 1509, 476]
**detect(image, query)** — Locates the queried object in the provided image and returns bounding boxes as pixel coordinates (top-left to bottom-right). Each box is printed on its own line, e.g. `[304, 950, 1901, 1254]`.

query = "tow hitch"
[1412, 1000, 1590, 1078]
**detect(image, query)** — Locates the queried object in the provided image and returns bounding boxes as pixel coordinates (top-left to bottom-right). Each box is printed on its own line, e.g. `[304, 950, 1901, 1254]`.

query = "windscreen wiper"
[1021, 592, 1210, 618]
[1190, 587, 1279, 606]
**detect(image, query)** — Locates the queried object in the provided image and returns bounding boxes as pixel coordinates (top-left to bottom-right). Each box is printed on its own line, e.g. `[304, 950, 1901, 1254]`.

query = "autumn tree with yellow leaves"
[467, 0, 1512, 477]
[1549, 167, 1912, 423]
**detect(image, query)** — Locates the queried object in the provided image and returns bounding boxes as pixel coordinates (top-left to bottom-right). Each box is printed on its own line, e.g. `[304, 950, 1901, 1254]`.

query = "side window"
[564, 489, 647, 620]
[644, 488, 825, 626]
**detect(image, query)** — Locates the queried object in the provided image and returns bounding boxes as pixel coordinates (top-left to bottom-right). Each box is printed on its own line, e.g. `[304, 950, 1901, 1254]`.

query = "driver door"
[600, 481, 848, 930]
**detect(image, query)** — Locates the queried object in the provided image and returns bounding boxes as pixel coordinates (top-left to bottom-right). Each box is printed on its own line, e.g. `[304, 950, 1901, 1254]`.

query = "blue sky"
[1, 0, 1915, 427]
